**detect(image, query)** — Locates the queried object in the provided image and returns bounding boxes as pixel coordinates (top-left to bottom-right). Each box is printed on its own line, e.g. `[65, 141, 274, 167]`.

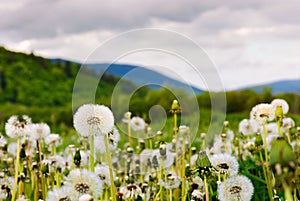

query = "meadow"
[0, 97, 299, 201]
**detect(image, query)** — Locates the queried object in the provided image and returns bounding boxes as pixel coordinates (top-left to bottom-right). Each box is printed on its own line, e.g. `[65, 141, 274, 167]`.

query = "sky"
[0, 0, 300, 90]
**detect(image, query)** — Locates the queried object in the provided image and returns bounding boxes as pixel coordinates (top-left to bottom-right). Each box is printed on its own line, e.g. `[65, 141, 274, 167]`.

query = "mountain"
[242, 79, 300, 94]
[86, 63, 204, 94]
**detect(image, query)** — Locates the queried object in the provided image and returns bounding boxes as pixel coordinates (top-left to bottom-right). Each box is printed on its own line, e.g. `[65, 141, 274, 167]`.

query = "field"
[0, 98, 299, 201]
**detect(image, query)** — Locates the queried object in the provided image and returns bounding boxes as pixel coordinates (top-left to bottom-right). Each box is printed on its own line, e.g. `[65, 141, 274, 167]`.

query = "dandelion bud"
[126, 147, 134, 154]
[171, 100, 179, 110]
[200, 133, 206, 140]
[255, 133, 263, 147]
[159, 143, 167, 156]
[275, 105, 284, 121]
[135, 164, 140, 174]
[191, 147, 197, 154]
[124, 112, 132, 119]
[7, 157, 13, 164]
[74, 148, 81, 167]
[156, 130, 162, 136]
[152, 155, 159, 169]
[196, 151, 211, 169]
[223, 121, 229, 127]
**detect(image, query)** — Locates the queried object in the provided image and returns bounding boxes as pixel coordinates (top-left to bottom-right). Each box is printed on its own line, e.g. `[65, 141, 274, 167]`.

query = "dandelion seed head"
[218, 175, 254, 201]
[271, 99, 289, 114]
[209, 153, 239, 176]
[5, 115, 31, 138]
[130, 117, 145, 131]
[73, 104, 114, 137]
[250, 103, 274, 124]
[119, 184, 142, 200]
[65, 169, 103, 198]
[239, 119, 259, 136]
[30, 123, 50, 141]
[281, 117, 295, 132]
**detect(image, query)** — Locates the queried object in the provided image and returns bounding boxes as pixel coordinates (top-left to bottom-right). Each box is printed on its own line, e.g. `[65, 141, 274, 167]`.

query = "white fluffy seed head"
[209, 153, 239, 176]
[218, 175, 254, 201]
[239, 119, 259, 136]
[271, 99, 289, 114]
[250, 103, 274, 124]
[5, 115, 32, 138]
[130, 117, 145, 131]
[73, 104, 114, 137]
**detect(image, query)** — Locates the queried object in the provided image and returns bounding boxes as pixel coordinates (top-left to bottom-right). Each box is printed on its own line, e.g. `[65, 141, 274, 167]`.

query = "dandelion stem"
[263, 124, 274, 200]
[128, 121, 132, 148]
[204, 175, 209, 201]
[89, 135, 95, 172]
[169, 188, 173, 201]
[174, 112, 179, 174]
[104, 134, 116, 201]
[181, 138, 186, 201]
[12, 137, 21, 201]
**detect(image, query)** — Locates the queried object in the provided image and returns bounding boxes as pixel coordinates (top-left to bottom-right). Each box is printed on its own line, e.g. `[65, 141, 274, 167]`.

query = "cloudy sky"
[1, 0, 300, 90]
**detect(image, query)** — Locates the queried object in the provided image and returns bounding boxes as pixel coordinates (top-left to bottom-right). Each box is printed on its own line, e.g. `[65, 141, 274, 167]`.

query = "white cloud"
[1, 0, 300, 90]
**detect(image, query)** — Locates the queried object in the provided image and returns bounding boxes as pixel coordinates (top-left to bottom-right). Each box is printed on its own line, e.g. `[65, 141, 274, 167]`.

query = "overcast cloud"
[0, 0, 299, 90]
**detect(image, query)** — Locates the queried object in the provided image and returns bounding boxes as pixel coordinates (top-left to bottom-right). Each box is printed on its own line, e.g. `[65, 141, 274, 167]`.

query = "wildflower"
[122, 112, 132, 123]
[0, 176, 14, 200]
[5, 115, 31, 138]
[250, 103, 274, 124]
[65, 169, 103, 198]
[210, 136, 232, 155]
[271, 99, 289, 114]
[95, 164, 115, 186]
[179, 125, 189, 134]
[209, 153, 239, 176]
[46, 186, 76, 201]
[238, 119, 259, 136]
[191, 189, 205, 201]
[73, 104, 114, 137]
[29, 123, 50, 141]
[218, 175, 254, 201]
[159, 172, 181, 189]
[0, 135, 7, 148]
[191, 176, 204, 190]
[94, 127, 120, 154]
[130, 117, 145, 131]
[281, 117, 295, 132]
[119, 184, 143, 200]
[45, 134, 60, 146]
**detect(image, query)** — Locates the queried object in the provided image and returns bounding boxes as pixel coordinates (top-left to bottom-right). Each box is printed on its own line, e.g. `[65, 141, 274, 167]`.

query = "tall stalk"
[104, 134, 116, 201]
[11, 137, 21, 201]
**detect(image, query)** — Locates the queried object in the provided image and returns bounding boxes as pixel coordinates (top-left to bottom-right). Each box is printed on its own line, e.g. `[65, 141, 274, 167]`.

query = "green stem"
[12, 137, 21, 201]
[181, 139, 186, 201]
[169, 188, 172, 201]
[128, 121, 132, 148]
[277, 121, 283, 137]
[90, 135, 95, 172]
[105, 135, 116, 201]
[174, 113, 178, 174]
[204, 175, 209, 201]
[263, 124, 274, 201]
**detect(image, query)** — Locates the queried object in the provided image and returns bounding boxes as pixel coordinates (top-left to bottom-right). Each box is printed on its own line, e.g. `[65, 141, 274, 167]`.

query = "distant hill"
[86, 63, 204, 94]
[242, 79, 300, 94]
